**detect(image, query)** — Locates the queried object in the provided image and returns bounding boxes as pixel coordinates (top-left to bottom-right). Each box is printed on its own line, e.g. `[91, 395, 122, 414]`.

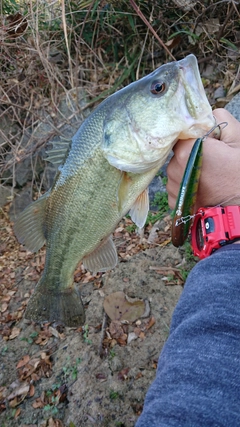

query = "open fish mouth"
[176, 55, 215, 135]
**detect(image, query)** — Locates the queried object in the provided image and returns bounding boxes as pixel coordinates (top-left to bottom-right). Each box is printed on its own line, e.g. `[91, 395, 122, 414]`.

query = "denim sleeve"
[135, 245, 240, 427]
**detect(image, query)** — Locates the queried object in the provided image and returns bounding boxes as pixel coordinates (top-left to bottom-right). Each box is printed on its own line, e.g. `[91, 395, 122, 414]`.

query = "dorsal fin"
[14, 192, 48, 252]
[83, 235, 118, 273]
[45, 136, 72, 165]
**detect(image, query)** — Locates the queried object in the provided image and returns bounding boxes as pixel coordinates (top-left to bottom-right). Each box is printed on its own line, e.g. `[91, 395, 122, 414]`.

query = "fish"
[14, 54, 215, 326]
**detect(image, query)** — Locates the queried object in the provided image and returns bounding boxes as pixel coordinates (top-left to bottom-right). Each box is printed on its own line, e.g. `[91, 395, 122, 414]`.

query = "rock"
[9, 187, 32, 221]
[214, 86, 226, 100]
[172, 0, 197, 10]
[0, 186, 13, 207]
[225, 92, 240, 122]
[14, 158, 33, 187]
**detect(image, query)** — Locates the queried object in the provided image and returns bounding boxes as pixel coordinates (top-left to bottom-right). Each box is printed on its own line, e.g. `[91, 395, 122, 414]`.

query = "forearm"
[136, 245, 240, 427]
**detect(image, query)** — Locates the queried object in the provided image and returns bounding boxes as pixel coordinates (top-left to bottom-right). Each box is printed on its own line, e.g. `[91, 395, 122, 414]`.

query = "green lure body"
[172, 137, 203, 247]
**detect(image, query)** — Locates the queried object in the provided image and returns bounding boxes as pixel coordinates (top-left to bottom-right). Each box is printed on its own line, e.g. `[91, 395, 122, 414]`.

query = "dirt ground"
[0, 207, 188, 427]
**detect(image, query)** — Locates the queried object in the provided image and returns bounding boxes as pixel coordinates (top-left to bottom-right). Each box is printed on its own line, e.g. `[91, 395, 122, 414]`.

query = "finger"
[213, 108, 240, 145]
[167, 193, 177, 210]
[172, 138, 196, 159]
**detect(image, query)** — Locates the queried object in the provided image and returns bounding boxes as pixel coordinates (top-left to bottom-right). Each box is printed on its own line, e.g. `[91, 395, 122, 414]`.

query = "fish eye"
[150, 81, 166, 95]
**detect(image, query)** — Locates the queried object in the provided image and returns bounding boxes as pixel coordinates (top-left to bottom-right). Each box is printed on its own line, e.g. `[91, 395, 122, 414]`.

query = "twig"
[98, 312, 108, 358]
[211, 3, 235, 58]
[129, 0, 176, 61]
[61, 0, 74, 88]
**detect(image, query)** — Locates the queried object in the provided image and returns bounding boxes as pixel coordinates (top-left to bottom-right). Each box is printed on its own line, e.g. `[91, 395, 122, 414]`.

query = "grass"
[0, 1, 239, 190]
[109, 390, 120, 400]
[62, 357, 82, 381]
[20, 331, 39, 344]
[146, 191, 169, 226]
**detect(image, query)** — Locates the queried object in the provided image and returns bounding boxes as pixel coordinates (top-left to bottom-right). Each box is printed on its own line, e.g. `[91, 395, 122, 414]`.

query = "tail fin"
[25, 283, 85, 327]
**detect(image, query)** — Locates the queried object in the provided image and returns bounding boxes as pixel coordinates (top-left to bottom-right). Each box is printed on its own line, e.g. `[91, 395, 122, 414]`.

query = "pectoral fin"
[83, 235, 118, 273]
[14, 192, 48, 252]
[129, 188, 149, 228]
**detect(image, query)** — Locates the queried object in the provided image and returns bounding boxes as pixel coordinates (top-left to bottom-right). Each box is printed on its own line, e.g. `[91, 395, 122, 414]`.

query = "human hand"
[167, 108, 240, 211]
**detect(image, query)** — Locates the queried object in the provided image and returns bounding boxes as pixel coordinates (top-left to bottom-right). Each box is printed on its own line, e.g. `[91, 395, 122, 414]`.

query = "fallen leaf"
[14, 407, 21, 418]
[32, 397, 45, 409]
[1, 302, 8, 313]
[135, 372, 143, 380]
[165, 35, 182, 49]
[104, 291, 148, 322]
[95, 373, 107, 382]
[117, 367, 130, 381]
[109, 321, 128, 346]
[109, 320, 125, 339]
[29, 384, 35, 397]
[7, 383, 30, 401]
[127, 332, 138, 344]
[9, 326, 21, 339]
[46, 417, 64, 427]
[145, 316, 156, 330]
[16, 355, 30, 369]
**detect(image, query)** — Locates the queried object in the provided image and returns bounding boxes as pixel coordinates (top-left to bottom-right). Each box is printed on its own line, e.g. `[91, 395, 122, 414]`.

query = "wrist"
[191, 206, 240, 259]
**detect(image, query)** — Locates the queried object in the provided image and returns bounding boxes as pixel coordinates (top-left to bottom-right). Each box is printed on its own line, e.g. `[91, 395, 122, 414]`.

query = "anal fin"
[14, 192, 48, 252]
[129, 188, 149, 228]
[83, 235, 118, 273]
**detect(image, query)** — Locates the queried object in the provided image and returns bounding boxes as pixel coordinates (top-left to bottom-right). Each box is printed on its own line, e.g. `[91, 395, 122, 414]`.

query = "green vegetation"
[1, 1, 239, 186]
[83, 323, 92, 344]
[62, 357, 82, 381]
[109, 390, 120, 400]
[20, 331, 39, 344]
[109, 349, 116, 359]
[147, 191, 169, 225]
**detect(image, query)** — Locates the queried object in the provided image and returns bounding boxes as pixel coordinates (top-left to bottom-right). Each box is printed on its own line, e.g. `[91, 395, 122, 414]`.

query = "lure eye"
[150, 81, 166, 95]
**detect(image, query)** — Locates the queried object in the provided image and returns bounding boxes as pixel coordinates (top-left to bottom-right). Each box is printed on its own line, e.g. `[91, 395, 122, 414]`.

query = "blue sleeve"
[135, 245, 240, 427]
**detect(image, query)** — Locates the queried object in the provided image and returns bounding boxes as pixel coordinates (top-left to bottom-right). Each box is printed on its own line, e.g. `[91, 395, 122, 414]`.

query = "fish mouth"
[176, 55, 215, 138]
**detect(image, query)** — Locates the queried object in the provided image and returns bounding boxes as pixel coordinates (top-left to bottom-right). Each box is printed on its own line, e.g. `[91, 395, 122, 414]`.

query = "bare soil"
[0, 208, 187, 427]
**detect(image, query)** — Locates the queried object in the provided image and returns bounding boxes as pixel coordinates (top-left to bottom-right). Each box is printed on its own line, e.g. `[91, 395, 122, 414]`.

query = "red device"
[191, 206, 240, 259]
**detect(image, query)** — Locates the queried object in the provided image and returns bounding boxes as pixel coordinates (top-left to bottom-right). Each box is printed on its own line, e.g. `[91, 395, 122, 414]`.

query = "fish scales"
[14, 55, 215, 326]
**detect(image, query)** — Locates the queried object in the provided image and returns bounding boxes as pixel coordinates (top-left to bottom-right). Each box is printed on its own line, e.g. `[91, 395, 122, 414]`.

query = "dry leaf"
[47, 418, 64, 427]
[16, 355, 30, 369]
[127, 332, 138, 344]
[9, 326, 21, 339]
[165, 35, 182, 49]
[1, 302, 8, 313]
[7, 383, 30, 401]
[104, 291, 148, 322]
[117, 367, 130, 381]
[14, 407, 21, 418]
[109, 321, 127, 346]
[29, 384, 35, 397]
[145, 316, 156, 330]
[32, 397, 45, 409]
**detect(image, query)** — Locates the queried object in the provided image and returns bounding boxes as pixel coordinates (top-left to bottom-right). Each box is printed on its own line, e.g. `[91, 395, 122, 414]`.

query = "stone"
[0, 186, 12, 207]
[225, 92, 240, 122]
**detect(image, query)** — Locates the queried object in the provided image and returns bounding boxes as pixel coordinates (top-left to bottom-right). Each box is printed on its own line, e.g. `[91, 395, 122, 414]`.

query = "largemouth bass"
[14, 54, 215, 326]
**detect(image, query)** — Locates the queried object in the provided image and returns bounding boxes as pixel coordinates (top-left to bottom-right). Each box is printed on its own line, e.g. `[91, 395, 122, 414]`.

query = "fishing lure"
[171, 137, 203, 247]
[171, 121, 228, 247]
